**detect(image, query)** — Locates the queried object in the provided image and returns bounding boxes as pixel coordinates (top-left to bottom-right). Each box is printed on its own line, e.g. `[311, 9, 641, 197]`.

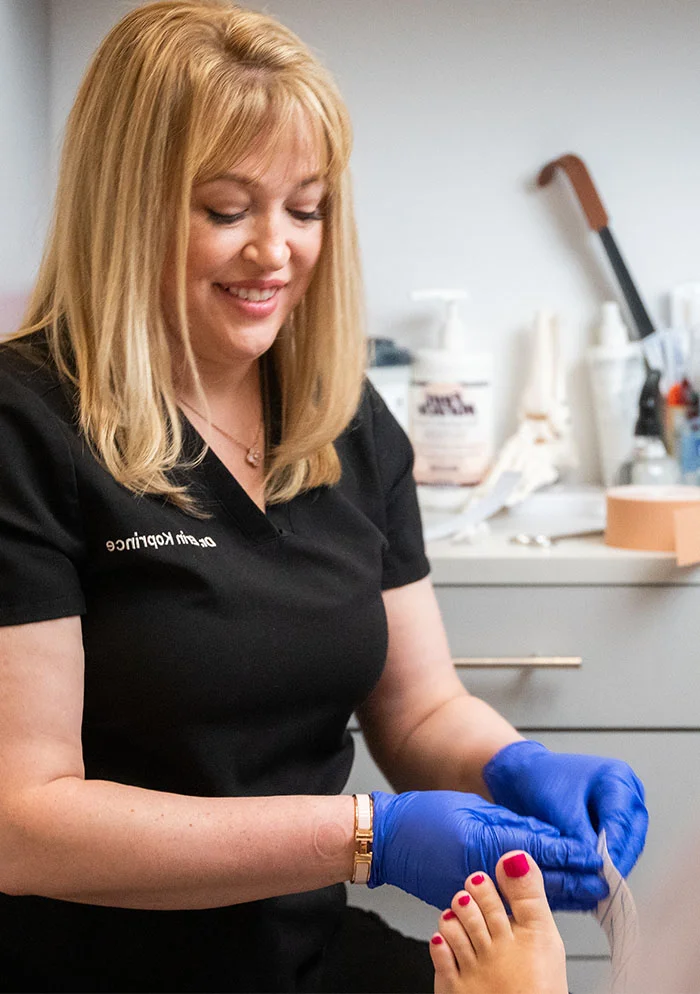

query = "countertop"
[422, 486, 700, 586]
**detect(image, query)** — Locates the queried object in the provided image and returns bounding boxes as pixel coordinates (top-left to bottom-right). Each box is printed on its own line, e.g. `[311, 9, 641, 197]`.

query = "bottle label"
[411, 380, 493, 486]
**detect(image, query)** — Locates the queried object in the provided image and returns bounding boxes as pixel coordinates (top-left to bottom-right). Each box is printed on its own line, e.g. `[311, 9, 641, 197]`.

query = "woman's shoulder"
[1, 330, 58, 383]
[334, 377, 428, 588]
[0, 333, 75, 422]
[340, 377, 410, 454]
[334, 377, 415, 496]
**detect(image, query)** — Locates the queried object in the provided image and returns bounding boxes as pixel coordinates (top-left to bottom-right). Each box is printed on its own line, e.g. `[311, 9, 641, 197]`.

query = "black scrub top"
[0, 338, 430, 993]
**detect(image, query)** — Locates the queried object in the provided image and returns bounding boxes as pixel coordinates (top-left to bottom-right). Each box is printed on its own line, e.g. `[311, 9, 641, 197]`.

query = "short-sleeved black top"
[0, 338, 429, 993]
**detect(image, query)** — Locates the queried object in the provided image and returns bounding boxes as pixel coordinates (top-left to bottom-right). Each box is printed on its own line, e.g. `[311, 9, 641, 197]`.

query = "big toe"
[495, 851, 556, 930]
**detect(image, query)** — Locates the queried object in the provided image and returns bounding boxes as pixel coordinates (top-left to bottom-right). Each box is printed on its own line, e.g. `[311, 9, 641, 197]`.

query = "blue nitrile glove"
[483, 740, 648, 878]
[368, 789, 606, 912]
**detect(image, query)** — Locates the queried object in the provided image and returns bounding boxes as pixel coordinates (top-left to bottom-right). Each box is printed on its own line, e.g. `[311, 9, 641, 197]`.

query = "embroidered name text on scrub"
[105, 530, 218, 552]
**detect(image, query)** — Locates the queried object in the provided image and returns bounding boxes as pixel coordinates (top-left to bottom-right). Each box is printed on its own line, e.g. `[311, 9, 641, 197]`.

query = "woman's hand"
[483, 740, 648, 878]
[368, 789, 606, 912]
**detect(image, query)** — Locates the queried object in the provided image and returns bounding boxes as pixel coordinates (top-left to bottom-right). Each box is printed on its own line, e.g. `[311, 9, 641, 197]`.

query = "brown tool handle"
[537, 154, 609, 232]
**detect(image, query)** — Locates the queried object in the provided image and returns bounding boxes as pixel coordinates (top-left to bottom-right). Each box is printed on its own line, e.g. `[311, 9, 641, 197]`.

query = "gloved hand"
[368, 789, 605, 912]
[483, 740, 648, 878]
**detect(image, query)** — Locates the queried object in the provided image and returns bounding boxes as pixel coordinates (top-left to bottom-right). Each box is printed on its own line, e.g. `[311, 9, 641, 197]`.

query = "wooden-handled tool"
[537, 154, 656, 341]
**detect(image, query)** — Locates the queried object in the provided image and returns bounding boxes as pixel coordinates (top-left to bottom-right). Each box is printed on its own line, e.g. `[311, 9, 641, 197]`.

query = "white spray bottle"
[586, 301, 646, 486]
[409, 289, 494, 497]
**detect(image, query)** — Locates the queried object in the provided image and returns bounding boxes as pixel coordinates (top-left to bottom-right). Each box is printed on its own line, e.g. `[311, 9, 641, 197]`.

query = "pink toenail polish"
[471, 874, 485, 885]
[503, 853, 530, 878]
[442, 909, 456, 920]
[458, 894, 471, 906]
[431, 934, 444, 945]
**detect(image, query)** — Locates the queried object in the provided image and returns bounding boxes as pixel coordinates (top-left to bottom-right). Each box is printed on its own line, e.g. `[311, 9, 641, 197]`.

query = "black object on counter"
[634, 368, 664, 437]
[368, 337, 412, 367]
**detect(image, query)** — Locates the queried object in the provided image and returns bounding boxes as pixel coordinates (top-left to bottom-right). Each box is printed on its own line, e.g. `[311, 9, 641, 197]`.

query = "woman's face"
[166, 128, 327, 370]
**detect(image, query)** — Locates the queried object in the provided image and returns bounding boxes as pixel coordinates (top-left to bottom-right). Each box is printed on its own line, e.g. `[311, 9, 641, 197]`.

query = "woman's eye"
[290, 209, 325, 222]
[205, 207, 325, 225]
[206, 209, 247, 225]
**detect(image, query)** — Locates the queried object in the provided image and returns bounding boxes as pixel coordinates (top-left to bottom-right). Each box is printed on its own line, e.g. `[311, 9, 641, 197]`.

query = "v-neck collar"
[175, 356, 290, 544]
[179, 414, 283, 544]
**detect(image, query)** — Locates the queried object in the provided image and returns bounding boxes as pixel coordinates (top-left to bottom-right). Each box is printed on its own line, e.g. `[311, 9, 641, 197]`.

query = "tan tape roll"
[605, 485, 700, 551]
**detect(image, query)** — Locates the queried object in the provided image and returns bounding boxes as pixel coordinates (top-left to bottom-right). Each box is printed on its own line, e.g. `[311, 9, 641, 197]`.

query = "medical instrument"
[537, 154, 656, 352]
[509, 528, 604, 548]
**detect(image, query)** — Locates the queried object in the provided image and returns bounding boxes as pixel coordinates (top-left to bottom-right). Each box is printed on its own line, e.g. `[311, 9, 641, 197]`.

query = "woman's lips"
[214, 282, 282, 318]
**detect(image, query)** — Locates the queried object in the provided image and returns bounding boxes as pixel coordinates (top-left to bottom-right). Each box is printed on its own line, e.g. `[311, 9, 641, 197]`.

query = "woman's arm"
[357, 575, 523, 795]
[0, 616, 355, 910]
[357, 578, 609, 911]
[360, 576, 647, 884]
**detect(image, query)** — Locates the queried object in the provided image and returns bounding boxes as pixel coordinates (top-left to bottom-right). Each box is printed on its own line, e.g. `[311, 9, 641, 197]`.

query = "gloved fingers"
[471, 806, 564, 838]
[529, 834, 603, 875]
[598, 806, 649, 877]
[494, 794, 599, 853]
[542, 800, 599, 853]
[591, 771, 649, 876]
[542, 869, 609, 912]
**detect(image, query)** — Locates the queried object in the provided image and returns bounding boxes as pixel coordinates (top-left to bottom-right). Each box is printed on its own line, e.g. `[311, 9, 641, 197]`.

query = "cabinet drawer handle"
[453, 656, 582, 669]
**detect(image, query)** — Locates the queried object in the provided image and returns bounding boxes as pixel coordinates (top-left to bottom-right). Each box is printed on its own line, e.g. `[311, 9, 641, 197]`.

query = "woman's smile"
[213, 281, 286, 319]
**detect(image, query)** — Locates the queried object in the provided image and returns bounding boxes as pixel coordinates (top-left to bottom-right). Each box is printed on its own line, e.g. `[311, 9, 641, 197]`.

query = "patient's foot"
[429, 851, 568, 994]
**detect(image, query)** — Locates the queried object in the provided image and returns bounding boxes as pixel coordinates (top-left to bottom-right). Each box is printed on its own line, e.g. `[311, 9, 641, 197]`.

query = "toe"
[495, 850, 557, 931]
[438, 906, 477, 969]
[463, 871, 511, 942]
[429, 931, 459, 994]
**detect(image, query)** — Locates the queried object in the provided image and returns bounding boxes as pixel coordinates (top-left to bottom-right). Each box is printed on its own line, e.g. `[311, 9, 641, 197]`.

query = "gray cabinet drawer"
[435, 585, 700, 727]
[346, 729, 700, 965]
[566, 958, 609, 994]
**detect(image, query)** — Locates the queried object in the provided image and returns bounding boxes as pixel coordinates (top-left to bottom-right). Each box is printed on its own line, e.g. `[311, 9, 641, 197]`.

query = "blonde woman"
[0, 2, 646, 991]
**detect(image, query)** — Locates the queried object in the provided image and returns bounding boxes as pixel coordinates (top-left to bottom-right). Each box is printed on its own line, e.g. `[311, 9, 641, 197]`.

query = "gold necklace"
[179, 398, 264, 468]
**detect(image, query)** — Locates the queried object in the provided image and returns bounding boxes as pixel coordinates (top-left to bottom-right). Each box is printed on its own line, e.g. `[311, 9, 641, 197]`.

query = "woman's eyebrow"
[210, 172, 324, 190]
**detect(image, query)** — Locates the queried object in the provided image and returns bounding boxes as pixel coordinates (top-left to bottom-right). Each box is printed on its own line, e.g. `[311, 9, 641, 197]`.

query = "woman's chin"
[186, 320, 282, 368]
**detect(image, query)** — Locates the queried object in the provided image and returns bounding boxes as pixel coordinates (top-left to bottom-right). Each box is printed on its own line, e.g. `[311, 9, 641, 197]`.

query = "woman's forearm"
[1, 779, 355, 909]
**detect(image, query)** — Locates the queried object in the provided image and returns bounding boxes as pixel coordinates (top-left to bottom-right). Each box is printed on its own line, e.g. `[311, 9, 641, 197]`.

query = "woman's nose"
[241, 214, 290, 270]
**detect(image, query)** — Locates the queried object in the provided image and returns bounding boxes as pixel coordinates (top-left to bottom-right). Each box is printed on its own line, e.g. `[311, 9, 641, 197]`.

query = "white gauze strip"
[594, 829, 639, 993]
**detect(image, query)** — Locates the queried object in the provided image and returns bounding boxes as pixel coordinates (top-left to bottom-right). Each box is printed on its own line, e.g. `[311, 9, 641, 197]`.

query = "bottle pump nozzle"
[410, 289, 469, 352]
[599, 301, 631, 349]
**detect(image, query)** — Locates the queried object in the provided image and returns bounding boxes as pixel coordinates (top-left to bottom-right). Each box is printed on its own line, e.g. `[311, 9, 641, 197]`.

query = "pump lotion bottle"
[409, 289, 494, 492]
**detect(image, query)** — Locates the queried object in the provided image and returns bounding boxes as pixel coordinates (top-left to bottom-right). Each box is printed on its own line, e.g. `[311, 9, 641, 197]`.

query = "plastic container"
[409, 289, 494, 491]
[366, 338, 412, 432]
[670, 282, 700, 335]
[680, 414, 700, 484]
[665, 378, 695, 458]
[586, 301, 646, 486]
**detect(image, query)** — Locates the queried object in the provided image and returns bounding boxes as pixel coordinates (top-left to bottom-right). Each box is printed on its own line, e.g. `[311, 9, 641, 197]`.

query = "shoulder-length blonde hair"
[11, 0, 365, 513]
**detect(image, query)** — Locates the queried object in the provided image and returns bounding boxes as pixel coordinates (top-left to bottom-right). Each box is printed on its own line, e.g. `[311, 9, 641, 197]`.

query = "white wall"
[0, 0, 49, 330]
[25, 1, 700, 477]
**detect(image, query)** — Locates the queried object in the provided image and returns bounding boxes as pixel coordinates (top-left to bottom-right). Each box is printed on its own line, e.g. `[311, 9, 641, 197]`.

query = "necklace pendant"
[246, 447, 262, 468]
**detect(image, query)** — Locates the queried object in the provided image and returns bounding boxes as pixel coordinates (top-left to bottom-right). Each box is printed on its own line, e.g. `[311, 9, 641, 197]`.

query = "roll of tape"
[605, 485, 700, 552]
